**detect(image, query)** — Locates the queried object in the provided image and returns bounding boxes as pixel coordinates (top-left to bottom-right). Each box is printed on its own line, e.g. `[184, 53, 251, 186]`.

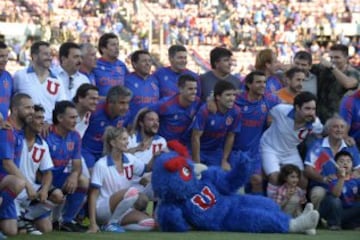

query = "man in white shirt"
[260, 91, 323, 196]
[53, 42, 90, 100]
[128, 109, 167, 199]
[13, 41, 66, 123]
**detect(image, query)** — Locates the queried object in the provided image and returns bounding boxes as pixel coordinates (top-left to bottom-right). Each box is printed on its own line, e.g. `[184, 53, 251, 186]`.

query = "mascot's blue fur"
[152, 145, 292, 233]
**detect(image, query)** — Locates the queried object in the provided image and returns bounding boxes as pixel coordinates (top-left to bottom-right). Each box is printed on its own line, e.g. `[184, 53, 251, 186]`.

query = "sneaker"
[101, 223, 125, 233]
[328, 225, 341, 231]
[52, 221, 61, 231]
[18, 219, 43, 235]
[60, 221, 87, 232]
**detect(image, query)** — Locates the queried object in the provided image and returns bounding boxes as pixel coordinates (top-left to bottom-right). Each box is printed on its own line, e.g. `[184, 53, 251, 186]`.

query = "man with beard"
[0, 94, 34, 236]
[277, 67, 306, 104]
[191, 81, 241, 170]
[127, 109, 167, 199]
[53, 42, 90, 100]
[260, 92, 323, 197]
[13, 41, 66, 123]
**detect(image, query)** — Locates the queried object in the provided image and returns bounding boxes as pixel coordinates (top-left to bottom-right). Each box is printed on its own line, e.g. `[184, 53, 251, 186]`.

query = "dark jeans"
[319, 194, 360, 229]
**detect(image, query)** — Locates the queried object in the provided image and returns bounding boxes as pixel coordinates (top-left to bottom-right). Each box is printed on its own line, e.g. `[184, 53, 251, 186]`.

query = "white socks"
[109, 187, 139, 224]
[122, 218, 155, 231]
[289, 205, 319, 234]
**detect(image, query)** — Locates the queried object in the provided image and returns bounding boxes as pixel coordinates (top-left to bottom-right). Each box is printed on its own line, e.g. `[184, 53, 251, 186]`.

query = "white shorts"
[261, 149, 304, 175]
[96, 197, 132, 225]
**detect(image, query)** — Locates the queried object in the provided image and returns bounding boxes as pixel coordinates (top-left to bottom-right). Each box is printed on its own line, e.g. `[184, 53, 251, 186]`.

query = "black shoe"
[52, 221, 61, 231]
[60, 221, 87, 232]
[18, 218, 43, 235]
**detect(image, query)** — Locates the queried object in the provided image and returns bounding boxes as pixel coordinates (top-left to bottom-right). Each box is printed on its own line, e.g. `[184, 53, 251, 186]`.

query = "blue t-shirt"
[152, 67, 200, 99]
[93, 58, 129, 96]
[150, 94, 201, 144]
[233, 91, 280, 152]
[125, 72, 159, 120]
[0, 70, 13, 119]
[191, 103, 242, 150]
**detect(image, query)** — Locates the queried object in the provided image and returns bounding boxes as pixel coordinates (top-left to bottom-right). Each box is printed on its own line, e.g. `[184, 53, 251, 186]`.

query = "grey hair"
[102, 126, 128, 155]
[79, 43, 95, 56]
[323, 113, 347, 135]
[106, 85, 132, 103]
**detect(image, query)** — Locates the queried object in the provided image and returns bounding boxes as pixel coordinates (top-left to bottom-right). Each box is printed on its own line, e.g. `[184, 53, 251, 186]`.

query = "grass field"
[9, 230, 360, 240]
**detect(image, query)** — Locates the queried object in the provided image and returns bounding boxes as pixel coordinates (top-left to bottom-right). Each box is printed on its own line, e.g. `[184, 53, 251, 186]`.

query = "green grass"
[9, 230, 360, 240]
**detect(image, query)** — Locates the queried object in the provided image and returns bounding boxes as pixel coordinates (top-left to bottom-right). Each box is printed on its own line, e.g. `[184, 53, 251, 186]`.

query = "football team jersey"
[91, 154, 145, 200]
[191, 103, 242, 150]
[82, 102, 131, 157]
[149, 95, 201, 143]
[233, 91, 280, 151]
[260, 104, 323, 154]
[152, 67, 200, 99]
[0, 128, 24, 174]
[19, 135, 54, 184]
[124, 72, 159, 120]
[45, 127, 81, 175]
[0, 70, 13, 119]
[13, 66, 67, 123]
[93, 58, 129, 96]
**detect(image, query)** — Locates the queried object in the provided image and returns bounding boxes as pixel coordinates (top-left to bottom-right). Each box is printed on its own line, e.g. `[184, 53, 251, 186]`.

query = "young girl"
[88, 127, 155, 233]
[275, 164, 307, 217]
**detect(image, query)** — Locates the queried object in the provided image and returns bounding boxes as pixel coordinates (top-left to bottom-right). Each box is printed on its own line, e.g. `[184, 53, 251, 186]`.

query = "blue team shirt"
[0, 70, 13, 119]
[233, 91, 280, 152]
[191, 103, 242, 150]
[125, 72, 159, 120]
[152, 67, 200, 99]
[0, 128, 24, 174]
[266, 75, 283, 93]
[82, 101, 131, 157]
[93, 58, 129, 96]
[339, 91, 360, 142]
[329, 178, 360, 208]
[150, 94, 201, 143]
[45, 127, 81, 175]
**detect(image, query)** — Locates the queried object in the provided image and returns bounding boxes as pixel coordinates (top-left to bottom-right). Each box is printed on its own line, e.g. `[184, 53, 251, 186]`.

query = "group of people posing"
[0, 32, 360, 238]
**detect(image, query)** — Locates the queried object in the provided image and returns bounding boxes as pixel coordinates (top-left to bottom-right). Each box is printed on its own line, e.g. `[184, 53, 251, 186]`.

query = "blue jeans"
[319, 194, 360, 229]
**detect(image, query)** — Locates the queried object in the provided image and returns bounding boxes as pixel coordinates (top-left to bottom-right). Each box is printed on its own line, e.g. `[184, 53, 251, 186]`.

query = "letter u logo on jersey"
[191, 186, 216, 210]
[298, 129, 312, 140]
[32, 147, 46, 163]
[46, 80, 60, 95]
[124, 165, 134, 180]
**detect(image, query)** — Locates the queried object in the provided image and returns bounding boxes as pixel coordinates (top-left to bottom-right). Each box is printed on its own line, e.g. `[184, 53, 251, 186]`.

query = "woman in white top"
[88, 126, 155, 233]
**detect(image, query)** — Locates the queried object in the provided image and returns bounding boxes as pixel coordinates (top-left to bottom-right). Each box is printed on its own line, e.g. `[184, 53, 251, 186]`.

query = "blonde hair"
[102, 126, 128, 155]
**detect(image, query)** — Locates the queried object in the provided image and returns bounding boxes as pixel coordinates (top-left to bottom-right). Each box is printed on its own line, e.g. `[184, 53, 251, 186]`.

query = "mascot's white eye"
[182, 167, 190, 176]
[180, 166, 192, 181]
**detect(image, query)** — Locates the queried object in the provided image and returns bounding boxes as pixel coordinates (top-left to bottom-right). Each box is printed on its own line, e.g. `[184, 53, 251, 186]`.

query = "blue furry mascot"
[152, 141, 319, 234]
